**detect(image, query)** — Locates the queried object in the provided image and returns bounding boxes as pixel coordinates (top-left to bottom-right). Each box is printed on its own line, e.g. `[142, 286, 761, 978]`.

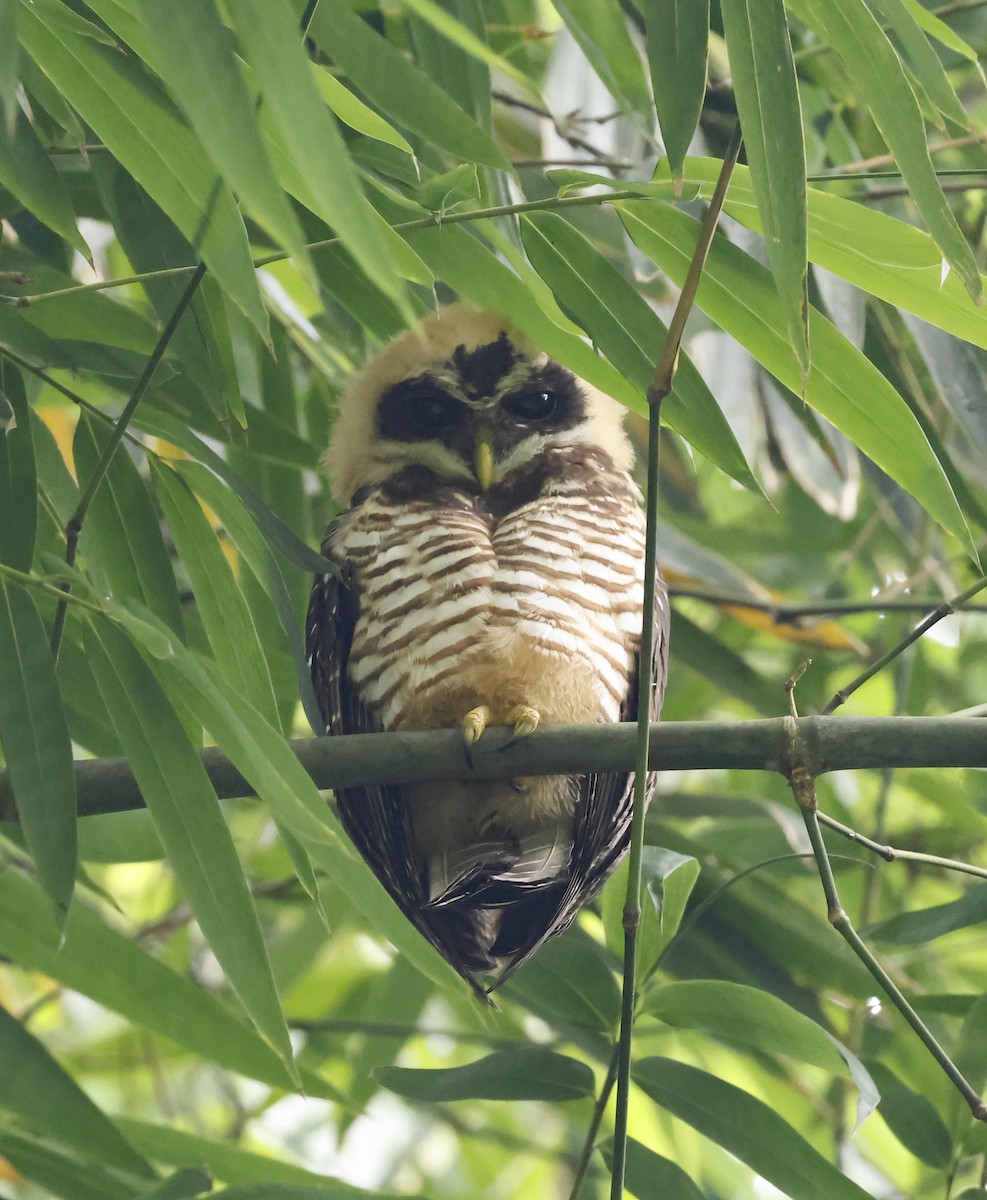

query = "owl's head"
[325, 305, 634, 504]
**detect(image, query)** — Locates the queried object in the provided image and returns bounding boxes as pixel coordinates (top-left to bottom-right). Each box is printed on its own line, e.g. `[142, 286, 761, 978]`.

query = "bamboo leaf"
[117, 1119, 363, 1190]
[867, 0, 968, 128]
[720, 0, 808, 373]
[796, 0, 981, 303]
[0, 0, 17, 129]
[0, 1003, 152, 1177]
[84, 618, 296, 1077]
[642, 0, 709, 179]
[19, 0, 269, 335]
[521, 210, 757, 489]
[133, 0, 311, 278]
[224, 0, 409, 308]
[312, 66, 413, 155]
[377, 1049, 595, 1101]
[133, 1167, 212, 1200]
[73, 413, 185, 637]
[307, 0, 510, 171]
[0, 1126, 143, 1200]
[551, 0, 652, 117]
[635, 1058, 876, 1199]
[644, 979, 846, 1070]
[0, 580, 76, 922]
[0, 362, 36, 572]
[863, 1058, 952, 1167]
[0, 105, 89, 255]
[605, 1138, 706, 1200]
[617, 200, 972, 553]
[868, 882, 987, 944]
[0, 861, 337, 1096]
[151, 462, 280, 728]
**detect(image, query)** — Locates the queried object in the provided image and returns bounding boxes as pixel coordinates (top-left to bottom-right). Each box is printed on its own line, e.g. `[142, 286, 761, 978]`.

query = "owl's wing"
[306, 548, 493, 1001]
[489, 572, 671, 989]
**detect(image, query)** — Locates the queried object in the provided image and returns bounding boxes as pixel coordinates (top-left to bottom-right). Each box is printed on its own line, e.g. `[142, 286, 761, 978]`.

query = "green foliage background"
[2, 0, 987, 1197]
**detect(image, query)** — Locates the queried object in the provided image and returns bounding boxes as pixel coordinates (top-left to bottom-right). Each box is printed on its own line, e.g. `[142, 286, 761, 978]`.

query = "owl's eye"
[504, 390, 558, 422]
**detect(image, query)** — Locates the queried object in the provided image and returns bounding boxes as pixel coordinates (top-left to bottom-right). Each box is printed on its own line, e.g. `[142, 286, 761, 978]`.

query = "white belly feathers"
[332, 481, 647, 735]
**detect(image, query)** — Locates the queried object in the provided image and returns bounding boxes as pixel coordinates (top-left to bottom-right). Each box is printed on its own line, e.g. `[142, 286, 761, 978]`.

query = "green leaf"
[617, 200, 972, 553]
[19, 0, 268, 335]
[225, 0, 409, 308]
[867, 0, 968, 128]
[166, 456, 323, 734]
[797, 0, 981, 303]
[642, 0, 709, 179]
[0, 0, 18, 129]
[0, 363, 36, 571]
[0, 105, 89, 255]
[151, 462, 280, 727]
[400, 0, 536, 97]
[863, 1058, 952, 1167]
[868, 882, 987, 944]
[521, 210, 757, 489]
[0, 1126, 144, 1200]
[0, 860, 337, 1097]
[509, 931, 621, 1033]
[117, 1119, 362, 1190]
[0, 579, 76, 921]
[133, 1167, 212, 1200]
[377, 1049, 594, 1101]
[603, 848, 700, 984]
[606, 1137, 706, 1200]
[551, 0, 652, 118]
[634, 1058, 876, 1199]
[672, 160, 987, 353]
[72, 413, 185, 636]
[133, 0, 311, 280]
[312, 65, 413, 155]
[308, 0, 510, 171]
[644, 980, 845, 1071]
[720, 0, 808, 373]
[84, 618, 296, 1077]
[900, 0, 978, 61]
[0, 1003, 152, 1176]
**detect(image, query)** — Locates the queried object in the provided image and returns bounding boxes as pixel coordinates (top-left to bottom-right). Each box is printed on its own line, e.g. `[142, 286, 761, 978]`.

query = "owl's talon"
[498, 704, 540, 751]
[462, 705, 492, 767]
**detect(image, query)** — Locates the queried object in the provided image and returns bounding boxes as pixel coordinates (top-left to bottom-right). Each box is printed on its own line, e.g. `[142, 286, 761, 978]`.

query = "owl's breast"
[333, 479, 645, 731]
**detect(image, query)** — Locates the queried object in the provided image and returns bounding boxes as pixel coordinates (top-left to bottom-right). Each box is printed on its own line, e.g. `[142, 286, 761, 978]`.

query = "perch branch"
[3, 717, 987, 823]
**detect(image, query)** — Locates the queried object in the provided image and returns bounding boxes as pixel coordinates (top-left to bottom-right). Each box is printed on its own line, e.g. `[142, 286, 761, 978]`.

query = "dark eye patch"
[377, 377, 467, 442]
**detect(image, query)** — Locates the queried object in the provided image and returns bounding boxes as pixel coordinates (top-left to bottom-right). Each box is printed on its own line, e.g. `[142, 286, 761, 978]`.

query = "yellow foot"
[462, 705, 492, 767]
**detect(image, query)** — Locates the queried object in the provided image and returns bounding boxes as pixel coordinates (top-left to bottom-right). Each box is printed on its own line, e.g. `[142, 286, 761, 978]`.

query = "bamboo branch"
[610, 128, 743, 1200]
[823, 574, 987, 714]
[3, 717, 986, 823]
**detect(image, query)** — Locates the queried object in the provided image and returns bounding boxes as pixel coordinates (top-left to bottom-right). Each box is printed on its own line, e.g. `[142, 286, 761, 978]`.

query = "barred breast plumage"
[307, 304, 669, 993]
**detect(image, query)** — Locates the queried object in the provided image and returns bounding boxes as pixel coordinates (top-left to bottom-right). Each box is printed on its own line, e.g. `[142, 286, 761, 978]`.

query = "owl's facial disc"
[374, 339, 590, 489]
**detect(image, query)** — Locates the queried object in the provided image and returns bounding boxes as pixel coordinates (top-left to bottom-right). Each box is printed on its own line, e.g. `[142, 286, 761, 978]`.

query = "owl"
[307, 305, 669, 997]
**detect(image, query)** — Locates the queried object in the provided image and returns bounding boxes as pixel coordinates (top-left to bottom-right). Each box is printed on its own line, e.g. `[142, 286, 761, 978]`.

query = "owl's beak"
[473, 437, 495, 491]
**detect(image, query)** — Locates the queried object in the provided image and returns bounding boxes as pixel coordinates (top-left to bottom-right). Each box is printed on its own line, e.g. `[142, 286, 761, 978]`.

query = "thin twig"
[837, 134, 987, 174]
[786, 748, 987, 1120]
[9, 191, 652, 308]
[47, 263, 208, 661]
[668, 585, 987, 620]
[610, 125, 744, 1200]
[818, 812, 987, 881]
[569, 1045, 619, 1200]
[822, 574, 987, 714]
